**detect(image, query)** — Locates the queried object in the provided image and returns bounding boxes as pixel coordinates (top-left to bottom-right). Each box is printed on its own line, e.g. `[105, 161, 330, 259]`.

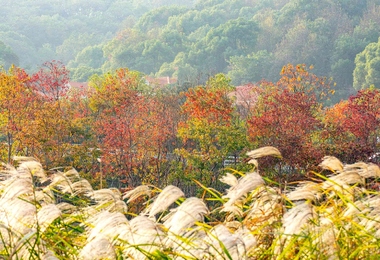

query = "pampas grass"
[0, 146, 380, 259]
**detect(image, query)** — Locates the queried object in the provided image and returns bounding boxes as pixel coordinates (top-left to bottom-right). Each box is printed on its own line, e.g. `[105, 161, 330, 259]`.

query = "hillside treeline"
[1, 62, 379, 194]
[1, 0, 380, 102]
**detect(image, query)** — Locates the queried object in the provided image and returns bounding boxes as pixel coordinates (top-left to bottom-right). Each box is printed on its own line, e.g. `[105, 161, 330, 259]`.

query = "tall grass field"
[0, 147, 379, 259]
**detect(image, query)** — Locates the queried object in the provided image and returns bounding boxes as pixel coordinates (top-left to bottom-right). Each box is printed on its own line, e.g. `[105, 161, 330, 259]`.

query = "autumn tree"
[248, 64, 332, 175]
[0, 66, 32, 162]
[89, 68, 178, 188]
[22, 61, 74, 167]
[323, 87, 380, 162]
[177, 74, 249, 193]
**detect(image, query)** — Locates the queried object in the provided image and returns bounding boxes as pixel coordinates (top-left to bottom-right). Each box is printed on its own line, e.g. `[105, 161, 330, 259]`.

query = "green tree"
[0, 41, 19, 69]
[227, 50, 273, 85]
[353, 37, 380, 89]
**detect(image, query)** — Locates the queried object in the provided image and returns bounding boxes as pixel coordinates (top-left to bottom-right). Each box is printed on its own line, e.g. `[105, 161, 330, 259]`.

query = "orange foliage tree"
[177, 74, 249, 192]
[23, 61, 74, 167]
[323, 87, 380, 163]
[248, 64, 332, 175]
[0, 66, 33, 162]
[89, 69, 179, 188]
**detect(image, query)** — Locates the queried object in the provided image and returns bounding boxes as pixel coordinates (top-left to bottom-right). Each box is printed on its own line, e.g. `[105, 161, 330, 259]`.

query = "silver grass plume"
[91, 188, 127, 213]
[70, 179, 93, 196]
[123, 185, 152, 203]
[343, 195, 380, 237]
[343, 162, 380, 179]
[321, 171, 364, 200]
[246, 146, 282, 159]
[282, 202, 314, 235]
[222, 171, 264, 210]
[143, 185, 185, 218]
[63, 168, 81, 182]
[311, 216, 339, 258]
[17, 160, 48, 183]
[123, 216, 164, 259]
[244, 186, 282, 227]
[163, 197, 208, 235]
[286, 181, 322, 202]
[79, 237, 116, 260]
[246, 146, 281, 171]
[318, 156, 343, 173]
[36, 204, 61, 233]
[171, 226, 208, 259]
[324, 171, 364, 186]
[86, 211, 129, 243]
[0, 197, 36, 237]
[274, 202, 315, 256]
[204, 224, 247, 260]
[56, 202, 77, 214]
[34, 189, 56, 206]
[1, 177, 33, 200]
[48, 172, 72, 193]
[41, 250, 59, 260]
[219, 173, 238, 187]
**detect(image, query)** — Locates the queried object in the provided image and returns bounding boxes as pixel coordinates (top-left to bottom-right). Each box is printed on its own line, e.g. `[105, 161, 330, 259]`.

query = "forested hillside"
[1, 0, 380, 102]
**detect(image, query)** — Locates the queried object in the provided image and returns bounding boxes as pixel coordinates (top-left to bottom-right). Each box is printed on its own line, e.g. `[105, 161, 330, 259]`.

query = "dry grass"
[0, 147, 379, 259]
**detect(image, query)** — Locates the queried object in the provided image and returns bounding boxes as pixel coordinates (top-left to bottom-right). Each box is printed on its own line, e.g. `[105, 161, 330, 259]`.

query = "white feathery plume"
[219, 173, 238, 187]
[11, 156, 38, 162]
[79, 237, 116, 260]
[223, 172, 264, 210]
[343, 195, 380, 236]
[366, 163, 380, 178]
[204, 224, 245, 260]
[71, 179, 94, 196]
[36, 204, 61, 232]
[318, 156, 343, 173]
[105, 200, 128, 214]
[274, 202, 315, 256]
[235, 226, 257, 255]
[344, 162, 380, 179]
[17, 160, 48, 183]
[63, 168, 81, 182]
[246, 146, 282, 159]
[49, 172, 72, 192]
[34, 189, 56, 206]
[87, 211, 129, 243]
[129, 215, 163, 243]
[124, 215, 164, 258]
[282, 202, 314, 235]
[0, 164, 18, 182]
[123, 185, 152, 202]
[56, 202, 77, 214]
[143, 185, 185, 218]
[343, 161, 368, 171]
[91, 188, 127, 213]
[1, 177, 33, 200]
[247, 159, 258, 168]
[41, 250, 59, 260]
[331, 171, 364, 185]
[223, 204, 245, 219]
[322, 171, 364, 189]
[0, 198, 36, 236]
[312, 217, 338, 258]
[286, 181, 322, 202]
[92, 188, 121, 202]
[244, 186, 282, 225]
[172, 226, 208, 259]
[163, 197, 208, 235]
[10, 231, 55, 260]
